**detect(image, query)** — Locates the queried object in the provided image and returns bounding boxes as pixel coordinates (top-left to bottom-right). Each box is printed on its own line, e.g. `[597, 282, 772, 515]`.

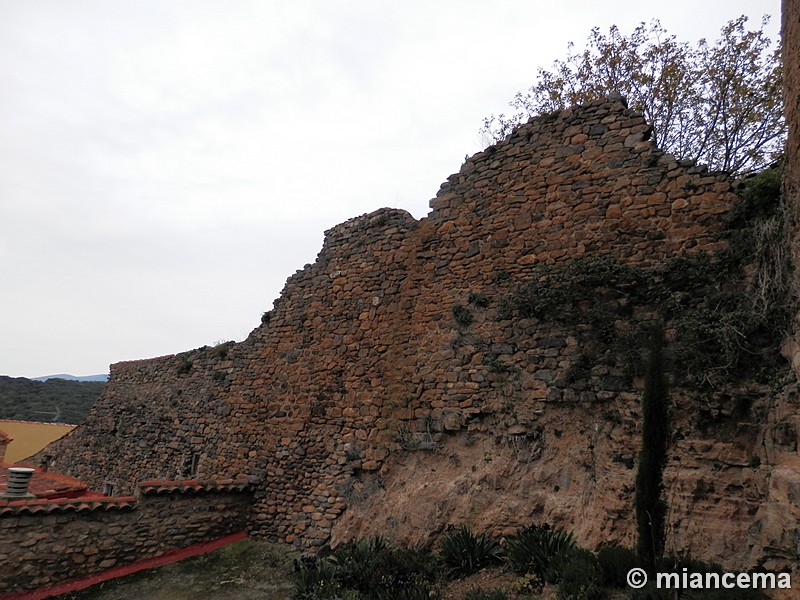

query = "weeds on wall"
[176, 355, 193, 375]
[497, 165, 790, 389]
[452, 303, 475, 327]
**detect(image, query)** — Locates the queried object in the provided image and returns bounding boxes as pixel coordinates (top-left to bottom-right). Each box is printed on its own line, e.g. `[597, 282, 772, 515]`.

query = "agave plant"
[504, 523, 576, 582]
[439, 525, 503, 577]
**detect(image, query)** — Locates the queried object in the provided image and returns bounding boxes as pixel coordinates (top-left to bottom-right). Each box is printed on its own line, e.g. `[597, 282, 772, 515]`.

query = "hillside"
[0, 375, 105, 424]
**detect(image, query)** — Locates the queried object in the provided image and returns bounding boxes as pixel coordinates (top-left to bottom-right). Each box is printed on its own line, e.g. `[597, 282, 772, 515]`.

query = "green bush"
[509, 572, 543, 595]
[176, 355, 193, 375]
[439, 526, 502, 577]
[324, 537, 440, 600]
[504, 524, 577, 582]
[452, 303, 474, 327]
[292, 555, 344, 599]
[556, 548, 605, 600]
[596, 544, 638, 587]
[468, 292, 490, 307]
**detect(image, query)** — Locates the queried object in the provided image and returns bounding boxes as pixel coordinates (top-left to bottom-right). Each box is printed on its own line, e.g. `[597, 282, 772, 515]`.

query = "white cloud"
[0, 0, 782, 377]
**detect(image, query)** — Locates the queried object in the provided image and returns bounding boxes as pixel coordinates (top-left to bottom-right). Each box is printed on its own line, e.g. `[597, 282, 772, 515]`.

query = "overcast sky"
[0, 1, 781, 378]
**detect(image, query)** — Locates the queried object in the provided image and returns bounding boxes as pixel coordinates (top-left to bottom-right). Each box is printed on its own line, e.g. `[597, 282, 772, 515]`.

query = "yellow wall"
[0, 421, 75, 464]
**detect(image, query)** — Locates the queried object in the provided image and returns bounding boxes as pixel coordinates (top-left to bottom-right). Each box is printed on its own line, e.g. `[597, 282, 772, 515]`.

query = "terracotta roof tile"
[0, 496, 136, 516]
[137, 477, 252, 495]
[0, 463, 89, 500]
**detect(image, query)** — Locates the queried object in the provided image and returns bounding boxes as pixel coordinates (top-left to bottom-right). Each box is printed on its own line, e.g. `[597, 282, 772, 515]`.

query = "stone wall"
[0, 478, 252, 595]
[35, 97, 800, 574]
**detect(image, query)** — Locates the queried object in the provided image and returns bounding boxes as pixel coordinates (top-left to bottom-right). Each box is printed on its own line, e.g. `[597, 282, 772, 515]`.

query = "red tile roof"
[137, 478, 252, 495]
[0, 474, 251, 517]
[0, 496, 136, 516]
[0, 463, 89, 500]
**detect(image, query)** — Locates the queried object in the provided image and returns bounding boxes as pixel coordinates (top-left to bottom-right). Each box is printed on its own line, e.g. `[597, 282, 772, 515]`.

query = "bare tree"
[482, 16, 785, 176]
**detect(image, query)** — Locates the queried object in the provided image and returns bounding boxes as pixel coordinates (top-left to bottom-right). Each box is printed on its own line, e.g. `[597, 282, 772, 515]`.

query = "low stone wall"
[0, 478, 252, 595]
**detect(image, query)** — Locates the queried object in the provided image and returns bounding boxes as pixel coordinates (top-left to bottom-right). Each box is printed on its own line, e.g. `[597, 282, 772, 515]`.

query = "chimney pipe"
[2, 467, 36, 499]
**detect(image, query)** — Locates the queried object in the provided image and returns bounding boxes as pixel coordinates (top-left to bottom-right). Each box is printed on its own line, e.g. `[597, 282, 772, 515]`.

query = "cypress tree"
[635, 326, 670, 574]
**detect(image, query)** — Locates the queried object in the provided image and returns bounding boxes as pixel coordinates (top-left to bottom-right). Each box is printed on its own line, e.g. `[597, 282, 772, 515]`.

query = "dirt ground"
[55, 538, 297, 600]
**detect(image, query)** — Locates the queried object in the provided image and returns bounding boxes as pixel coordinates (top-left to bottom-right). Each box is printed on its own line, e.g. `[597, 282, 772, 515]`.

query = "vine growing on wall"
[497, 164, 790, 389]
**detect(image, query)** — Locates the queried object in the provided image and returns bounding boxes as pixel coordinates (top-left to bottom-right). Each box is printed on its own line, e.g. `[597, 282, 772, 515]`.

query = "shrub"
[328, 537, 440, 599]
[596, 544, 638, 587]
[291, 555, 343, 599]
[556, 548, 604, 600]
[509, 572, 543, 595]
[452, 303, 474, 327]
[439, 526, 502, 577]
[211, 342, 231, 359]
[176, 355, 192, 375]
[504, 524, 576, 581]
[468, 292, 490, 307]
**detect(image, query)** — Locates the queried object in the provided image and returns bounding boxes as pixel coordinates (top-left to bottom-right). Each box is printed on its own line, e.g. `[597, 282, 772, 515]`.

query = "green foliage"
[596, 544, 638, 588]
[211, 342, 232, 359]
[731, 165, 783, 224]
[463, 589, 508, 600]
[626, 582, 674, 600]
[498, 235, 789, 388]
[556, 548, 605, 600]
[291, 537, 440, 600]
[482, 16, 784, 175]
[452, 303, 474, 327]
[729, 164, 791, 322]
[509, 572, 543, 595]
[176, 355, 193, 375]
[492, 270, 511, 285]
[468, 292, 490, 308]
[292, 555, 344, 599]
[635, 329, 670, 573]
[504, 524, 576, 581]
[0, 376, 105, 424]
[438, 526, 502, 577]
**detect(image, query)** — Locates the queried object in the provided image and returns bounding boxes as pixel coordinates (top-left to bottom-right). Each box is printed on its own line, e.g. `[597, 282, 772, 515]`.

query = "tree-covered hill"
[0, 376, 105, 424]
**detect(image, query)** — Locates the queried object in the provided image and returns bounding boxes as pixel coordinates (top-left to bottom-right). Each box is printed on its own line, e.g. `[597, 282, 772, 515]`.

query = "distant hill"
[32, 373, 109, 382]
[0, 376, 105, 424]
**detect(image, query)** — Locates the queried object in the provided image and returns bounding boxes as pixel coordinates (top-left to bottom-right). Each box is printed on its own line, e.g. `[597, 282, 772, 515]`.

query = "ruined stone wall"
[0, 480, 252, 595]
[37, 98, 800, 574]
